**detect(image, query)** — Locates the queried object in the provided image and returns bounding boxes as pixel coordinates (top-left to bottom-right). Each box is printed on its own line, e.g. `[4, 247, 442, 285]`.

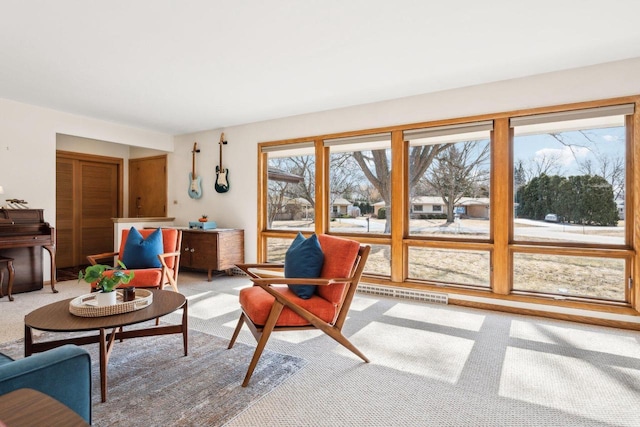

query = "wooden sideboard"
[180, 228, 244, 280]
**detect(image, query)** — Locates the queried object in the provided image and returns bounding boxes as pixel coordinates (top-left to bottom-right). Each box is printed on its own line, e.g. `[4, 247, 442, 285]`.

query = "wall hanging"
[188, 142, 203, 199]
[215, 133, 230, 193]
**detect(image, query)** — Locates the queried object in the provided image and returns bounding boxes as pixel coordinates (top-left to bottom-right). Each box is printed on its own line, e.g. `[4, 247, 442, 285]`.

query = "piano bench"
[0, 257, 15, 302]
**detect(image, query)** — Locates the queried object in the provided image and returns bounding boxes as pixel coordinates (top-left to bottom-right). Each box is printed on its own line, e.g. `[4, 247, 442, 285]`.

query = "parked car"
[545, 213, 559, 222]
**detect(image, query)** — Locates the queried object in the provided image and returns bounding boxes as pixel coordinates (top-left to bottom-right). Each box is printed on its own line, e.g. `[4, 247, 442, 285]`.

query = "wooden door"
[56, 151, 123, 268]
[129, 156, 167, 217]
[80, 162, 119, 258]
[56, 157, 75, 268]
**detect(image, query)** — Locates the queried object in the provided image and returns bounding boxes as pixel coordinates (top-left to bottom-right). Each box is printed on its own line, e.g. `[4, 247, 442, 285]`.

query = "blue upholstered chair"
[0, 344, 92, 424]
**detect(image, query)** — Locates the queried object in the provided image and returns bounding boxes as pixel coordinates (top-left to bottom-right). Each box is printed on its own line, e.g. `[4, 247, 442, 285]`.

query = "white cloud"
[535, 146, 590, 166]
[602, 134, 620, 142]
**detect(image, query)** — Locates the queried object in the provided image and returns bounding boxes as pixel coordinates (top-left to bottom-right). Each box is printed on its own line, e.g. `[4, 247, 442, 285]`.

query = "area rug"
[0, 327, 307, 426]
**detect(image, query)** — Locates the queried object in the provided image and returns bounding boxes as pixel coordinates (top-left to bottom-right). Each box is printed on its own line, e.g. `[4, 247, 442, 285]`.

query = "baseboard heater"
[357, 283, 448, 305]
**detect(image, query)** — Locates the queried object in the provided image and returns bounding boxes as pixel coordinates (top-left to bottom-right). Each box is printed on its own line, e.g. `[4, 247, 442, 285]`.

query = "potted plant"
[78, 261, 135, 306]
[199, 214, 208, 222]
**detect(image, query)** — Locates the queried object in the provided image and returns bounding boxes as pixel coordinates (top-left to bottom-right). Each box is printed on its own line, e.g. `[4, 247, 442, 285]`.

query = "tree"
[328, 153, 363, 210]
[267, 156, 313, 227]
[425, 141, 490, 222]
[577, 154, 625, 200]
[516, 173, 618, 225]
[353, 144, 451, 232]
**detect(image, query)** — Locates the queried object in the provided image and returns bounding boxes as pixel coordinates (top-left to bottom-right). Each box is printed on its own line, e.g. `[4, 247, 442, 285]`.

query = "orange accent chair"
[228, 234, 371, 387]
[86, 228, 182, 292]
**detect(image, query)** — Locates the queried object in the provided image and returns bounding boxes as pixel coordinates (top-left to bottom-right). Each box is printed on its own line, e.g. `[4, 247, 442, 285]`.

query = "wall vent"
[357, 283, 448, 304]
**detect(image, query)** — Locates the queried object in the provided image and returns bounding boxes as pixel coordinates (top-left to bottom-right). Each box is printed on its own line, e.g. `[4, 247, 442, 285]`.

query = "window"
[512, 105, 631, 246]
[324, 133, 392, 234]
[413, 205, 424, 212]
[264, 142, 315, 232]
[406, 122, 492, 240]
[408, 247, 490, 288]
[511, 104, 634, 300]
[512, 253, 627, 301]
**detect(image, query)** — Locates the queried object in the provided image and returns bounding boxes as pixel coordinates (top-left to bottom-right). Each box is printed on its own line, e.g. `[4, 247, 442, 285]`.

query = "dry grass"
[267, 219, 626, 301]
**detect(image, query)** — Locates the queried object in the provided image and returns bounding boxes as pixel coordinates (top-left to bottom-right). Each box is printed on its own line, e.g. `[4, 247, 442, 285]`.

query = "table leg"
[99, 328, 107, 402]
[182, 300, 188, 356]
[24, 325, 33, 357]
[44, 245, 57, 293]
[99, 327, 118, 402]
[6, 259, 14, 301]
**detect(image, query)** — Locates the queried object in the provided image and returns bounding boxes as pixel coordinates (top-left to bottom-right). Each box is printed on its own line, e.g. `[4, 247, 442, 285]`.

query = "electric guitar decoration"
[188, 142, 203, 199]
[215, 133, 230, 193]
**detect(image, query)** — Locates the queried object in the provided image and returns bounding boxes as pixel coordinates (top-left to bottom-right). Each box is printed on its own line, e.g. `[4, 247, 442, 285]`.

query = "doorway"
[56, 150, 123, 269]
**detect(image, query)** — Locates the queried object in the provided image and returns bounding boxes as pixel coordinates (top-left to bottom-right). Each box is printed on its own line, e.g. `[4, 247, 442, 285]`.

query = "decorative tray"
[69, 289, 153, 317]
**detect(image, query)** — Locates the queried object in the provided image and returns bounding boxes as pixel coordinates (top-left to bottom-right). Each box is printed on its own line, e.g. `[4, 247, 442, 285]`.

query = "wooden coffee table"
[24, 289, 188, 402]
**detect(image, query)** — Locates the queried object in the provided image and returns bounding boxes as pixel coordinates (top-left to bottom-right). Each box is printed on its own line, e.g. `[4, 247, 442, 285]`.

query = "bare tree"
[426, 141, 490, 222]
[267, 157, 309, 227]
[578, 154, 625, 200]
[328, 153, 362, 209]
[352, 144, 450, 232]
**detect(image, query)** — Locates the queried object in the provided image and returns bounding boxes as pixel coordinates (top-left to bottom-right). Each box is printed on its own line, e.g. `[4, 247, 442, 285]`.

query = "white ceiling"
[1, 1, 640, 135]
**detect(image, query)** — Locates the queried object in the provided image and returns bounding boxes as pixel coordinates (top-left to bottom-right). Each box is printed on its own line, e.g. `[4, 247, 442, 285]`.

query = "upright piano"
[0, 208, 57, 294]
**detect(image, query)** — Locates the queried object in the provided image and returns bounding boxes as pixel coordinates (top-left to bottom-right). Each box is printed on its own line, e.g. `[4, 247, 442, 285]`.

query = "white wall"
[0, 98, 173, 218]
[0, 98, 173, 278]
[168, 57, 640, 263]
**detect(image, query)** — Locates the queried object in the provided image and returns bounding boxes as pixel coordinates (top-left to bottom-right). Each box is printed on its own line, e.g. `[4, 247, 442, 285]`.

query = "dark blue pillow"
[284, 232, 324, 299]
[121, 227, 164, 269]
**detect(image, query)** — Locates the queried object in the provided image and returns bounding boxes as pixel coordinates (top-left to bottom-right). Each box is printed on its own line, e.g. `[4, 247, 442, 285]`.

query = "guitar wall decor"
[188, 142, 203, 199]
[215, 133, 230, 193]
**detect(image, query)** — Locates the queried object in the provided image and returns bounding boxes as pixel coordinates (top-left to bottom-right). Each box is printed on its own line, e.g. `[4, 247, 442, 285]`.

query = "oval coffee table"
[24, 289, 188, 402]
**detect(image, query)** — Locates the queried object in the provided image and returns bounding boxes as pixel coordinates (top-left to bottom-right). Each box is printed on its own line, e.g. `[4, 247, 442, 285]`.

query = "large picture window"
[512, 105, 632, 246]
[258, 97, 640, 323]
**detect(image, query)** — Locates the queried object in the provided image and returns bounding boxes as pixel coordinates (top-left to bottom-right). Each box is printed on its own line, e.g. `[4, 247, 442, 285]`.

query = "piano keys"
[0, 208, 57, 295]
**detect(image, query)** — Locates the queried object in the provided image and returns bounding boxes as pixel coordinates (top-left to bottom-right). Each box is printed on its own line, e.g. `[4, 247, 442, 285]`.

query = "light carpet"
[3, 273, 640, 426]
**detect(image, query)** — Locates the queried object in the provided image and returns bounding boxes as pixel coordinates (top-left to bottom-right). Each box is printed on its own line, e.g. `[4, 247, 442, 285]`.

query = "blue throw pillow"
[121, 227, 164, 269]
[284, 232, 324, 299]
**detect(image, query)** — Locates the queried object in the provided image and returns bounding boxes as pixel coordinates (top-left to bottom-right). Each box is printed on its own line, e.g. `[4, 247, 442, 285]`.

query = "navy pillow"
[121, 227, 164, 269]
[284, 232, 324, 299]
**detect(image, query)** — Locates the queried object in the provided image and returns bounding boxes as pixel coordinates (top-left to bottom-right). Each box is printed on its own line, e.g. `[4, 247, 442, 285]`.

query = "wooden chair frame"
[228, 244, 370, 387]
[87, 230, 183, 292]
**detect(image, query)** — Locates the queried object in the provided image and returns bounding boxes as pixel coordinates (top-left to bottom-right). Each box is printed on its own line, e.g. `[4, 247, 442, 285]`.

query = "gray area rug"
[0, 326, 307, 426]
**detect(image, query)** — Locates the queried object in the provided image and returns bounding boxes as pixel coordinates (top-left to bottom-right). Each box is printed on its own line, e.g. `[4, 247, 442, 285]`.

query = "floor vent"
[230, 267, 247, 276]
[358, 283, 448, 304]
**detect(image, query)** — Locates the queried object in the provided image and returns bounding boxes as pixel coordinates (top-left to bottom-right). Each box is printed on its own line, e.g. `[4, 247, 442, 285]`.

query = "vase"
[96, 291, 117, 306]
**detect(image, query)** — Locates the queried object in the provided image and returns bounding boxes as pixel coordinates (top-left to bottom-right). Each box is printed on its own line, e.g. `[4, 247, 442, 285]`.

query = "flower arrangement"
[78, 261, 135, 292]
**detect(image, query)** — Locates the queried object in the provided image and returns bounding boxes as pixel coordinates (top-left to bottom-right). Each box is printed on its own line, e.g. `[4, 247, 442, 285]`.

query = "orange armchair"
[86, 228, 182, 292]
[228, 234, 370, 386]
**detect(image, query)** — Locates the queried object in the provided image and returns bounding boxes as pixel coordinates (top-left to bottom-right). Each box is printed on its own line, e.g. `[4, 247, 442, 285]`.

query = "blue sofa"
[0, 344, 91, 424]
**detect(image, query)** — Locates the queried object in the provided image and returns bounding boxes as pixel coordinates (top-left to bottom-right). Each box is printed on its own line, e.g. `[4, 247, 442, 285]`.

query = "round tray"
[69, 289, 153, 317]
